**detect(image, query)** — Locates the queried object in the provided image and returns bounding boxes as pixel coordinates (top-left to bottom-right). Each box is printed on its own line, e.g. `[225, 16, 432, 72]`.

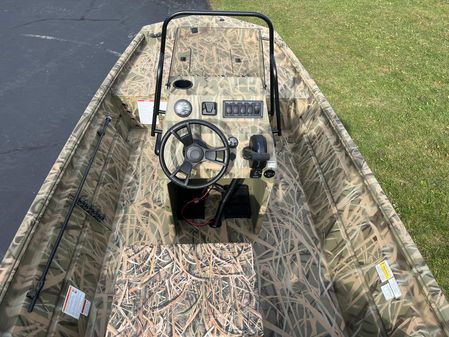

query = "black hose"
[210, 179, 243, 228]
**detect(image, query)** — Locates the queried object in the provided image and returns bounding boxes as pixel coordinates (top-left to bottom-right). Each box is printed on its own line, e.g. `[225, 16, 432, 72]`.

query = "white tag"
[62, 285, 85, 319]
[267, 159, 277, 170]
[388, 277, 402, 299]
[375, 260, 393, 283]
[81, 299, 91, 316]
[137, 100, 167, 125]
[381, 283, 394, 301]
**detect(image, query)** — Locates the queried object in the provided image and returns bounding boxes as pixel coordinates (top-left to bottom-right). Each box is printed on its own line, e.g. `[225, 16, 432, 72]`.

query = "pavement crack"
[10, 17, 120, 29]
[20, 34, 122, 57]
[0, 142, 63, 156]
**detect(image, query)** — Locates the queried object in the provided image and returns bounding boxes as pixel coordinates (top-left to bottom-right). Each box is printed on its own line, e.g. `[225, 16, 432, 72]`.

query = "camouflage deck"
[87, 128, 346, 337]
[1, 14, 448, 337]
[170, 27, 264, 79]
[106, 243, 263, 337]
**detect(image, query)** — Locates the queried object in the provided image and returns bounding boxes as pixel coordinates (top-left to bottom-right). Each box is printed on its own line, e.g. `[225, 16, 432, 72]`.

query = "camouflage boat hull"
[0, 15, 448, 337]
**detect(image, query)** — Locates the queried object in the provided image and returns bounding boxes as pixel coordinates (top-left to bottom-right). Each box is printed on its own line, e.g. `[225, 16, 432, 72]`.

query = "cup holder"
[173, 79, 193, 89]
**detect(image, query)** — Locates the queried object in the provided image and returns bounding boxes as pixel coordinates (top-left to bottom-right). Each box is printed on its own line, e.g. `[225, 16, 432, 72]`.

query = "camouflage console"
[155, 23, 277, 236]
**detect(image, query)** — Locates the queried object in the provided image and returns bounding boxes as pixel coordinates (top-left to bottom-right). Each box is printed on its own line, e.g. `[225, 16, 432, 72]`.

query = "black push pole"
[27, 115, 112, 312]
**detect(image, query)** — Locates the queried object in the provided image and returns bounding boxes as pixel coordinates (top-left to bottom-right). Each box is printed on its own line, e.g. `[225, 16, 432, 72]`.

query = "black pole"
[27, 116, 112, 312]
[271, 55, 282, 136]
[211, 178, 243, 228]
[151, 10, 282, 139]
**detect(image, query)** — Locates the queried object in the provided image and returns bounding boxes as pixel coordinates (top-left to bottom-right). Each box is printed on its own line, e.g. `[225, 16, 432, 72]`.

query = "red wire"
[181, 187, 213, 228]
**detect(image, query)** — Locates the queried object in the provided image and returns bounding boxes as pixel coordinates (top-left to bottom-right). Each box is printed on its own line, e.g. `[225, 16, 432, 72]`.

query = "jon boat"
[1, 10, 448, 337]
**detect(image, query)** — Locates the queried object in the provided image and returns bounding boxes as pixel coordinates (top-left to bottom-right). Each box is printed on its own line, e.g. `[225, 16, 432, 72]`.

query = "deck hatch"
[169, 27, 264, 80]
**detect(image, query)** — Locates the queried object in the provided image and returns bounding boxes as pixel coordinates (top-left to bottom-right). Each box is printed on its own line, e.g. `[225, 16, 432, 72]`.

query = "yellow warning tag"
[375, 260, 393, 283]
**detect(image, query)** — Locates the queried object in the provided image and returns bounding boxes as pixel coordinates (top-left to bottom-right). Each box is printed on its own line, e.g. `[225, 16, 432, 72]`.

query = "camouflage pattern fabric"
[0, 14, 448, 337]
[170, 27, 264, 79]
[86, 128, 346, 337]
[106, 243, 263, 337]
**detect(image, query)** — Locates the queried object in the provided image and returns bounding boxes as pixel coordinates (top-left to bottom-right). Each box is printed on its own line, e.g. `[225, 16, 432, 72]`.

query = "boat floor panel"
[106, 243, 263, 337]
[90, 128, 348, 337]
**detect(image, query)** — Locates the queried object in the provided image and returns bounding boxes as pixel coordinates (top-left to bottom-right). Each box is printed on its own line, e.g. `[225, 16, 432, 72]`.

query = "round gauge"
[174, 99, 192, 117]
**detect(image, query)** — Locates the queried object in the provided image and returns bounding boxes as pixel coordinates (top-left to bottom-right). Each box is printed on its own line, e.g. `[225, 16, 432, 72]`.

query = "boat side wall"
[0, 32, 145, 336]
[274, 31, 449, 336]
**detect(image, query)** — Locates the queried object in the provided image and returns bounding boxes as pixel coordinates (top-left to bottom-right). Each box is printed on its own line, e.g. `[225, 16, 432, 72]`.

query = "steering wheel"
[159, 119, 231, 189]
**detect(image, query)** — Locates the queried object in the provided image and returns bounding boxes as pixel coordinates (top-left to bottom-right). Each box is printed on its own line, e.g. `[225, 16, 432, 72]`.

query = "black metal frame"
[151, 10, 282, 145]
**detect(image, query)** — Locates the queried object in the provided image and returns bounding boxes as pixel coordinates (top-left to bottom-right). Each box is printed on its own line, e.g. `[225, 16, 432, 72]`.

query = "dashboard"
[160, 76, 277, 179]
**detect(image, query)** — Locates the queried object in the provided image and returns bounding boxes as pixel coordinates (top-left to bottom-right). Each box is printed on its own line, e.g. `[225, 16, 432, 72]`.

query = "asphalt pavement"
[0, 0, 209, 258]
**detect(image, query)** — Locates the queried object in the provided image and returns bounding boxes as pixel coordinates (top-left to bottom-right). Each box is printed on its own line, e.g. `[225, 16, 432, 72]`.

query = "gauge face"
[174, 99, 192, 117]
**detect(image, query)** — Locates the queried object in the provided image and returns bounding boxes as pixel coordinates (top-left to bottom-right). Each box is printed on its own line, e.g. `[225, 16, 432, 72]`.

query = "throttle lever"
[242, 148, 270, 161]
[242, 135, 270, 178]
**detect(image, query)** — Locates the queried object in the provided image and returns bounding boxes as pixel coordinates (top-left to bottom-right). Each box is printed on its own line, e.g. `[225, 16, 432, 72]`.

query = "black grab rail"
[27, 116, 112, 312]
[150, 10, 282, 144]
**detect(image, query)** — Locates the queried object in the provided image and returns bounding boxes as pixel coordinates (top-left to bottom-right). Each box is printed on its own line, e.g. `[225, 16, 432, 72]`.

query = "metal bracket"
[76, 196, 105, 223]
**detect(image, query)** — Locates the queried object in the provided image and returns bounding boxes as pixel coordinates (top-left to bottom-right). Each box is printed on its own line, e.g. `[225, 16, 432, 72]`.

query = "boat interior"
[0, 11, 448, 337]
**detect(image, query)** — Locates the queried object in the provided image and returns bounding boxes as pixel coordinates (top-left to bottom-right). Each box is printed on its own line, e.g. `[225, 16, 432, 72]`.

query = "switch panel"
[223, 101, 263, 118]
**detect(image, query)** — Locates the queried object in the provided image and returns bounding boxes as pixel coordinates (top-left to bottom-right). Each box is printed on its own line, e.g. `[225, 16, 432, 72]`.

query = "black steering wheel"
[159, 119, 231, 189]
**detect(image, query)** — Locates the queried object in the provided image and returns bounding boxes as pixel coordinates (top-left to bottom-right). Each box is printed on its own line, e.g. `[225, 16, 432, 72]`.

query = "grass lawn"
[211, 0, 449, 293]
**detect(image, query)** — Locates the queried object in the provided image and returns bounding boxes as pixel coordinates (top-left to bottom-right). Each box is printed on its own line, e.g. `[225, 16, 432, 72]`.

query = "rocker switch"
[254, 103, 261, 115]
